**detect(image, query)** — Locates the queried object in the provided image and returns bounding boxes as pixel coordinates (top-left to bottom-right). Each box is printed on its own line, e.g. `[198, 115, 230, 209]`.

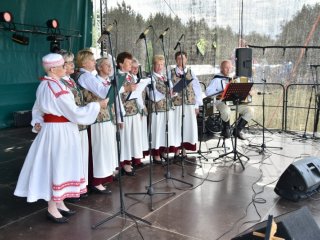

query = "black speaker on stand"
[232, 206, 320, 240]
[274, 156, 320, 201]
[235, 48, 252, 78]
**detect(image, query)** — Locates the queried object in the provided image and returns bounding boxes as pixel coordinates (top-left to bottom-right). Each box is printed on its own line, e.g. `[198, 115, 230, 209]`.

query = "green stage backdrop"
[0, 0, 93, 128]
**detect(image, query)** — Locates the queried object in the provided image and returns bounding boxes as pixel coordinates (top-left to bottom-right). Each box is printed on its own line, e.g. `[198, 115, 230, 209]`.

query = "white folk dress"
[14, 76, 100, 202]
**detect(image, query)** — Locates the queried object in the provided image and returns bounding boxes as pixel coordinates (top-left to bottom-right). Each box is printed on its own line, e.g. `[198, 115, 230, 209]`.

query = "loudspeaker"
[274, 156, 320, 201]
[232, 207, 320, 240]
[235, 48, 252, 77]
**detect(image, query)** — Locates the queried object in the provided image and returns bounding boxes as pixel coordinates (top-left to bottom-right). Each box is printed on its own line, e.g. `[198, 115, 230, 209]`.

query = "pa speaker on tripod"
[232, 207, 320, 240]
[274, 156, 320, 201]
[235, 48, 252, 77]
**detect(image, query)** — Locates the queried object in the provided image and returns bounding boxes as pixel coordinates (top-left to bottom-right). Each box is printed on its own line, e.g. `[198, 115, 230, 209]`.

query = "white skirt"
[151, 110, 176, 149]
[14, 122, 86, 202]
[120, 114, 143, 161]
[79, 130, 89, 185]
[171, 105, 198, 146]
[91, 121, 118, 178]
[141, 115, 149, 152]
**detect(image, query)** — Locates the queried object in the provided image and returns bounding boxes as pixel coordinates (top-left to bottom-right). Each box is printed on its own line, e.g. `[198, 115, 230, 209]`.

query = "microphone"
[159, 27, 170, 39]
[136, 25, 152, 44]
[309, 64, 320, 68]
[97, 24, 114, 43]
[173, 34, 184, 50]
[257, 92, 272, 95]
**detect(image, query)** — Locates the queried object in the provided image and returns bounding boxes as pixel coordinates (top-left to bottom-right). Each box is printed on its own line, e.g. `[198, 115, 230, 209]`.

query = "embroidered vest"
[151, 75, 172, 112]
[60, 78, 88, 130]
[118, 72, 139, 116]
[171, 68, 195, 106]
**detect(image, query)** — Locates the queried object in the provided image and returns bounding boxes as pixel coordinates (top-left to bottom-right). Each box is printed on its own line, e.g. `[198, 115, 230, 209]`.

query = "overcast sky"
[105, 0, 318, 38]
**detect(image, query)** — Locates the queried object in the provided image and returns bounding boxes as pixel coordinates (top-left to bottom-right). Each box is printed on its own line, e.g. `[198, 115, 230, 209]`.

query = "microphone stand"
[124, 31, 174, 211]
[312, 65, 320, 139]
[151, 31, 193, 188]
[248, 72, 282, 154]
[175, 41, 201, 178]
[292, 66, 317, 141]
[187, 82, 212, 162]
[92, 31, 150, 229]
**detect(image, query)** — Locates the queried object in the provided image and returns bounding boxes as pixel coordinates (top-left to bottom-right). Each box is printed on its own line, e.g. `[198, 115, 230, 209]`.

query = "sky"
[103, 0, 318, 38]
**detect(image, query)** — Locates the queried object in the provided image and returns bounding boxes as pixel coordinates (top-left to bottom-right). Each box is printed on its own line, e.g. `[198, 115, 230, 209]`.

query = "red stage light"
[46, 19, 59, 29]
[0, 11, 13, 23]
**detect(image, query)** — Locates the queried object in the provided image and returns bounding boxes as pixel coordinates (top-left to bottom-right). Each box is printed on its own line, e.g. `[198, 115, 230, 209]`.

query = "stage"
[1, 126, 320, 239]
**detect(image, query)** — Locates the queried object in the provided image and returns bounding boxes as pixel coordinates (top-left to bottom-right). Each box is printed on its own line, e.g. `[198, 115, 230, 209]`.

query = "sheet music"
[128, 77, 151, 100]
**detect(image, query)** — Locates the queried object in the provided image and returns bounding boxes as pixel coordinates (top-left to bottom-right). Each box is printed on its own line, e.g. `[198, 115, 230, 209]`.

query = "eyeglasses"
[51, 65, 66, 70]
[64, 61, 74, 66]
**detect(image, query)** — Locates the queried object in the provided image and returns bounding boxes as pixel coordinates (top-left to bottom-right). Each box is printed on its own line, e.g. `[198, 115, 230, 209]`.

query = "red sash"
[44, 114, 69, 122]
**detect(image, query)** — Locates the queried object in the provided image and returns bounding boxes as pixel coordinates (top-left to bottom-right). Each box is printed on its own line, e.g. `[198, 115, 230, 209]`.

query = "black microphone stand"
[248, 72, 282, 154]
[151, 30, 193, 188]
[92, 31, 150, 229]
[312, 65, 320, 139]
[292, 68, 315, 141]
[124, 30, 174, 211]
[175, 40, 201, 178]
[187, 82, 212, 162]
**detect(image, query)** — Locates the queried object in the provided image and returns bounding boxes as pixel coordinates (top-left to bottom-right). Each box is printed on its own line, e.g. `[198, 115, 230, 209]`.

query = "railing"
[201, 81, 320, 132]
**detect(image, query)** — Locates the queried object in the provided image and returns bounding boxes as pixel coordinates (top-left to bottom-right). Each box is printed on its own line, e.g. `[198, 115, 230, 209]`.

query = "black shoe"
[184, 156, 197, 162]
[133, 162, 145, 169]
[220, 128, 231, 138]
[121, 168, 136, 176]
[80, 193, 88, 199]
[91, 186, 112, 194]
[153, 158, 162, 164]
[46, 211, 68, 224]
[233, 118, 248, 140]
[58, 209, 76, 217]
[233, 129, 247, 140]
[64, 197, 80, 203]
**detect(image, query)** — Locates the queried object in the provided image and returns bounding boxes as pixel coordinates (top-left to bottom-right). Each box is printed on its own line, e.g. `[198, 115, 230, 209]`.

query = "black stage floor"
[1, 126, 320, 240]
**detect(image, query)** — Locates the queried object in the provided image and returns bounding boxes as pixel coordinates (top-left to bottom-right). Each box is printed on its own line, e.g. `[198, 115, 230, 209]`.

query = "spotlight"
[0, 11, 13, 23]
[50, 41, 60, 53]
[47, 35, 63, 53]
[46, 19, 59, 29]
[12, 33, 29, 45]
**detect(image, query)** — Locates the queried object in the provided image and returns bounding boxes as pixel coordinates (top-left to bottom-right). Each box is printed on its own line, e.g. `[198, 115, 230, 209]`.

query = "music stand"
[212, 83, 253, 170]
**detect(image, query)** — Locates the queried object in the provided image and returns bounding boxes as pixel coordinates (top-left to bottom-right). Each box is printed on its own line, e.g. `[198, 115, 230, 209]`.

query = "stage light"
[47, 35, 63, 53]
[11, 33, 29, 45]
[49, 40, 60, 53]
[0, 11, 13, 23]
[46, 19, 59, 29]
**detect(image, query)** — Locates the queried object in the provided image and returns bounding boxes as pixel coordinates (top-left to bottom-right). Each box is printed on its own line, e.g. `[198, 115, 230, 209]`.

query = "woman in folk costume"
[91, 57, 121, 189]
[116, 52, 142, 176]
[14, 53, 107, 223]
[76, 49, 114, 194]
[58, 50, 90, 197]
[149, 55, 176, 163]
[169, 51, 203, 157]
[130, 57, 148, 167]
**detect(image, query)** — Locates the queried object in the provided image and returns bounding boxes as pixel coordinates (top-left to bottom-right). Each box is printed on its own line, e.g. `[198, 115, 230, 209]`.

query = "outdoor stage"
[1, 126, 320, 240]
